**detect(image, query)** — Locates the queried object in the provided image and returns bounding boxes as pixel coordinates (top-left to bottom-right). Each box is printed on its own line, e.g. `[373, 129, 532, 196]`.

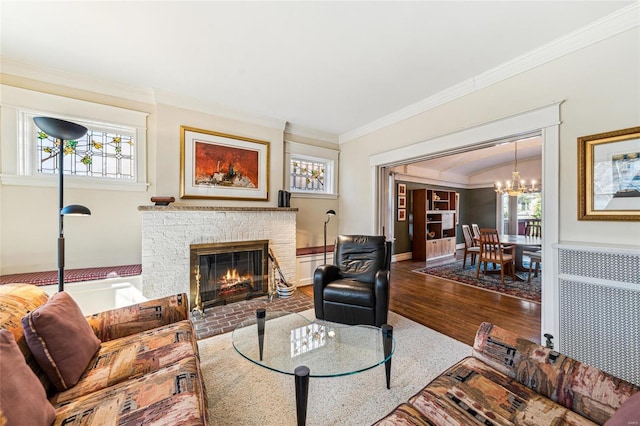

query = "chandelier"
[494, 142, 536, 196]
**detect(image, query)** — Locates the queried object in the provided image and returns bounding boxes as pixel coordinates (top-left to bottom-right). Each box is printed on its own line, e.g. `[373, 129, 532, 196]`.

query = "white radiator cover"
[556, 242, 640, 386]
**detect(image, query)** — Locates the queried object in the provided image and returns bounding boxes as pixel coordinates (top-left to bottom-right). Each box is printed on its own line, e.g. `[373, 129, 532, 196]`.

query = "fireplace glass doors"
[190, 240, 269, 311]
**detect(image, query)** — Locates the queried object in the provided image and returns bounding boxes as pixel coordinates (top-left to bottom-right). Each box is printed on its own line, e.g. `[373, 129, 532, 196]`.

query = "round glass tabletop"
[232, 310, 395, 378]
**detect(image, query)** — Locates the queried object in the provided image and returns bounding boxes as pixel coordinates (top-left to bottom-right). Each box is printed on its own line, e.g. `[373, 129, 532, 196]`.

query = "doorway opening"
[370, 102, 561, 342]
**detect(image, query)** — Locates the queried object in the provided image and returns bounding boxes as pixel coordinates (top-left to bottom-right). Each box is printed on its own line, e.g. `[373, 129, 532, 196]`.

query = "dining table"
[497, 234, 542, 272]
[474, 234, 542, 280]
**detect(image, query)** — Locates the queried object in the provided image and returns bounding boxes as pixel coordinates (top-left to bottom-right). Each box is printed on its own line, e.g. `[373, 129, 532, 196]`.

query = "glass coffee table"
[232, 309, 395, 426]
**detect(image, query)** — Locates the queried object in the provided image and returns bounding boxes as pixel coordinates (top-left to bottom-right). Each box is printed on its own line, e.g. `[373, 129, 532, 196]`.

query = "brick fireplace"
[190, 240, 269, 309]
[138, 206, 297, 309]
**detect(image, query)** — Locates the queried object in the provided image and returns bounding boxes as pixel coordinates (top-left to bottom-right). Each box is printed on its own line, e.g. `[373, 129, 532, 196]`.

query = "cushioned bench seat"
[0, 264, 141, 286]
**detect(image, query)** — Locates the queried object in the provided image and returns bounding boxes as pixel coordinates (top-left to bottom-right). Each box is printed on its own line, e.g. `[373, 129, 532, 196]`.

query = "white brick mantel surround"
[138, 206, 297, 304]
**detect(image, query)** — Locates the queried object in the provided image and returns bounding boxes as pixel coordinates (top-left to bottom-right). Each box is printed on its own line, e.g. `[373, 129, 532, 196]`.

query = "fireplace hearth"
[190, 240, 269, 312]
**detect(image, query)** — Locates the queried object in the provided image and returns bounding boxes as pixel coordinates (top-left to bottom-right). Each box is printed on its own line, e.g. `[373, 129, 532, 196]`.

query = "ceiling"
[400, 136, 542, 179]
[0, 1, 633, 139]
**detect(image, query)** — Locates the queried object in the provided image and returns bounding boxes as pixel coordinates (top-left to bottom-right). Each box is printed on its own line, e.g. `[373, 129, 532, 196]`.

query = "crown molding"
[340, 2, 639, 144]
[0, 58, 287, 131]
[0, 57, 157, 104]
[284, 123, 339, 144]
[393, 173, 469, 189]
[153, 88, 287, 131]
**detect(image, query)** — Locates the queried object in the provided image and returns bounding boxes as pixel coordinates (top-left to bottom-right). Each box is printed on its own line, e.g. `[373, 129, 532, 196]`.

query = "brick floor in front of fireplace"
[191, 288, 314, 340]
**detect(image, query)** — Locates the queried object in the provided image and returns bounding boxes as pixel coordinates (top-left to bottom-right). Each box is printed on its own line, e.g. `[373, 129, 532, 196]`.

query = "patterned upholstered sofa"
[376, 322, 639, 425]
[0, 283, 207, 425]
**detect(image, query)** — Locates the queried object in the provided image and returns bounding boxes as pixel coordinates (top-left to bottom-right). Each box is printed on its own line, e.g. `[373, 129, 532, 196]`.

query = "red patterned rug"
[413, 259, 541, 303]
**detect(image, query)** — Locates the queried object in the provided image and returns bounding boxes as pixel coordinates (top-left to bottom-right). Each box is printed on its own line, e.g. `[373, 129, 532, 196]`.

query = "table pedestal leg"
[256, 308, 266, 361]
[382, 324, 393, 389]
[295, 366, 310, 426]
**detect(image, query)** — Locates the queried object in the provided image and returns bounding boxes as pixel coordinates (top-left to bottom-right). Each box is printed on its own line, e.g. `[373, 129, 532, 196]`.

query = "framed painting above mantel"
[578, 126, 640, 221]
[180, 126, 270, 200]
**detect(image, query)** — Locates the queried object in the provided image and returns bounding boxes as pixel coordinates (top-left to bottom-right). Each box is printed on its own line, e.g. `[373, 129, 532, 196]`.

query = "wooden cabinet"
[424, 237, 456, 259]
[426, 239, 440, 258]
[412, 189, 457, 262]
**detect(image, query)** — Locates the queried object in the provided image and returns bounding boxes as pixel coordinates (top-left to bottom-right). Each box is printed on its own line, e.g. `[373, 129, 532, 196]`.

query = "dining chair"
[461, 225, 480, 268]
[476, 228, 515, 285]
[524, 249, 542, 283]
[523, 221, 542, 253]
[471, 224, 481, 241]
[524, 222, 542, 237]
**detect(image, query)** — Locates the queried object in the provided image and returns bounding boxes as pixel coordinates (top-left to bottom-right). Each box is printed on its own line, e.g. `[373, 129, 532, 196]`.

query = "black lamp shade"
[326, 209, 336, 216]
[61, 204, 91, 216]
[33, 117, 88, 141]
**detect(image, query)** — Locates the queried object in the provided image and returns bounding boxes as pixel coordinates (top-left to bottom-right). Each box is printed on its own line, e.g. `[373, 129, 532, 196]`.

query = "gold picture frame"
[180, 126, 270, 200]
[578, 126, 640, 221]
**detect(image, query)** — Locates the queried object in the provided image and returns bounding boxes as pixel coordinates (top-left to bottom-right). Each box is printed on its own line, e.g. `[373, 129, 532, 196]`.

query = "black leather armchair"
[313, 235, 392, 327]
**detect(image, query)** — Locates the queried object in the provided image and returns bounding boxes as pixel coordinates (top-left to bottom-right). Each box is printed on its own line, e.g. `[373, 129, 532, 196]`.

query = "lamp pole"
[58, 136, 65, 291]
[323, 210, 336, 265]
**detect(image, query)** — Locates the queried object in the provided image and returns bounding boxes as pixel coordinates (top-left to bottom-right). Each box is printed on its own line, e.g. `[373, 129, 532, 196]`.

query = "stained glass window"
[290, 157, 327, 192]
[36, 125, 135, 180]
[285, 140, 338, 197]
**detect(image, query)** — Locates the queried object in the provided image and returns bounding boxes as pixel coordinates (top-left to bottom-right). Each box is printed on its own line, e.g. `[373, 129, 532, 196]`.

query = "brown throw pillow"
[0, 329, 56, 425]
[22, 291, 101, 391]
[605, 391, 640, 426]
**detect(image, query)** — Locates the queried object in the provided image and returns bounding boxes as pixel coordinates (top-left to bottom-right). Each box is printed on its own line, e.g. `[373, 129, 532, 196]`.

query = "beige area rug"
[198, 309, 471, 425]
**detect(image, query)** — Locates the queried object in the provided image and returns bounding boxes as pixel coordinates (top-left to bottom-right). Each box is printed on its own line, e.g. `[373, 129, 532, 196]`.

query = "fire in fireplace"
[190, 240, 269, 312]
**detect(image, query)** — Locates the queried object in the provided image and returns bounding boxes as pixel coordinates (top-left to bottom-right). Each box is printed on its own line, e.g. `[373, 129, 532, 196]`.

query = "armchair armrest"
[314, 264, 341, 285]
[374, 270, 390, 327]
[501, 243, 514, 253]
[85, 293, 189, 342]
[313, 264, 342, 321]
[313, 264, 341, 298]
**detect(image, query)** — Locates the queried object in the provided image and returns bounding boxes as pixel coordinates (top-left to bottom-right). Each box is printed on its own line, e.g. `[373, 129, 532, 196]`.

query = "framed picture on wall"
[398, 183, 406, 196]
[398, 196, 406, 209]
[180, 126, 270, 200]
[398, 208, 406, 221]
[578, 126, 640, 221]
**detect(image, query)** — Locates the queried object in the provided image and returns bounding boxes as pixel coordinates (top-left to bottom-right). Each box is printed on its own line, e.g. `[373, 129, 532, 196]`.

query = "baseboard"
[392, 252, 413, 262]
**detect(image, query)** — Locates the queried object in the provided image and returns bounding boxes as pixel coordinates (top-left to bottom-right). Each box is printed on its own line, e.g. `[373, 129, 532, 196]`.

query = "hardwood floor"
[298, 257, 541, 347]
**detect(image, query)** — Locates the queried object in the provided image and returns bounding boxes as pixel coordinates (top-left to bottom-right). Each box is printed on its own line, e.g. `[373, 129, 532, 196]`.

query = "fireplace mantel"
[138, 206, 298, 212]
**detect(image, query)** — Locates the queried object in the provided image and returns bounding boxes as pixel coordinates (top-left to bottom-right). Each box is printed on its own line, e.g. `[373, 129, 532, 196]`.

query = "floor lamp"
[323, 209, 336, 265]
[33, 117, 90, 293]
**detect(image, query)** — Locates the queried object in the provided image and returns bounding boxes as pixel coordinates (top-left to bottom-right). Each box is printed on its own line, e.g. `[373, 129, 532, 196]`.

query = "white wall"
[153, 103, 285, 205]
[0, 79, 340, 275]
[338, 28, 640, 246]
[284, 132, 340, 249]
[0, 81, 153, 274]
[1, 27, 637, 275]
